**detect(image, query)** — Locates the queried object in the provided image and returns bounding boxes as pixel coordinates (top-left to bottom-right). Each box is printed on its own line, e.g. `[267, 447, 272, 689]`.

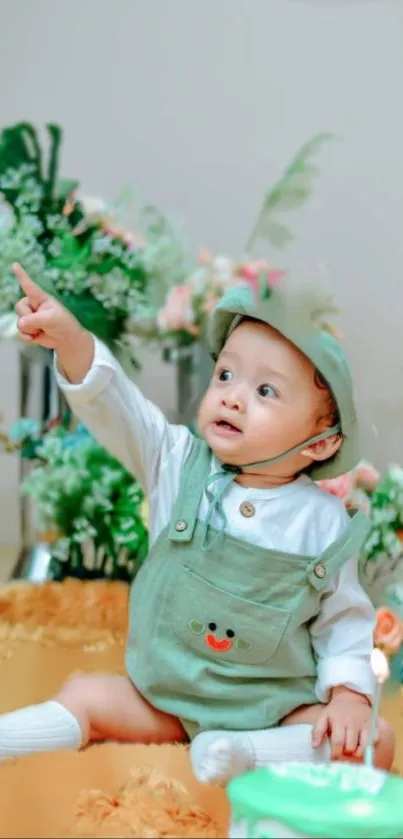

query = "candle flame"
[371, 648, 390, 683]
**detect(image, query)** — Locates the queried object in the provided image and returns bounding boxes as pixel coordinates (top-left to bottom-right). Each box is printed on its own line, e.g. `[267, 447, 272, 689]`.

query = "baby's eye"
[257, 383, 277, 399]
[218, 368, 233, 382]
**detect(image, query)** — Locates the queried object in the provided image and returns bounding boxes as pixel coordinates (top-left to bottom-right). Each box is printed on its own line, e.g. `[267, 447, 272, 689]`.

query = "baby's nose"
[222, 390, 245, 411]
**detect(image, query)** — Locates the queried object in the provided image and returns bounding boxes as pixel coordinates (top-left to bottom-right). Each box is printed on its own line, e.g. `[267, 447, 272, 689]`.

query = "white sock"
[0, 700, 82, 760]
[190, 724, 330, 785]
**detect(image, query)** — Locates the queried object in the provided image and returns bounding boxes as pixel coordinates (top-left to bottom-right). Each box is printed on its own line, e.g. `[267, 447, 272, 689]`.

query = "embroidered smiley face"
[188, 619, 252, 654]
[206, 622, 234, 652]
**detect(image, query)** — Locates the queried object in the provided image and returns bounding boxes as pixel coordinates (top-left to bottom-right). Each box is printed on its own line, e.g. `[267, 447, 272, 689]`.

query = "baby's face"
[198, 319, 329, 473]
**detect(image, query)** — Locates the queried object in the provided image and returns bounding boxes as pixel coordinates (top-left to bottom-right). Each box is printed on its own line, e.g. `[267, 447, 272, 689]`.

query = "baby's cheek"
[196, 395, 210, 430]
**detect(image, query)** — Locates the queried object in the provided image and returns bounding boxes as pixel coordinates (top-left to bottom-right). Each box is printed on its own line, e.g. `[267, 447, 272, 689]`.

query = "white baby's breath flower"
[372, 506, 396, 526]
[0, 313, 18, 338]
[364, 529, 381, 554]
[72, 518, 97, 543]
[78, 194, 108, 217]
[0, 200, 13, 229]
[213, 255, 234, 280]
[51, 538, 71, 562]
[383, 530, 403, 559]
[388, 466, 403, 487]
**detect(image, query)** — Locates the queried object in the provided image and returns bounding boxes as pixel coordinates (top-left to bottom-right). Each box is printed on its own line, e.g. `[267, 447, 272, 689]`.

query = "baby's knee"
[56, 672, 96, 704]
[374, 717, 395, 771]
[54, 673, 99, 739]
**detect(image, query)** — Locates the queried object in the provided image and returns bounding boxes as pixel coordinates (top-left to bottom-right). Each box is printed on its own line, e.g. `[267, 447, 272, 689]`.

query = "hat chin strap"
[202, 422, 341, 550]
[222, 422, 341, 473]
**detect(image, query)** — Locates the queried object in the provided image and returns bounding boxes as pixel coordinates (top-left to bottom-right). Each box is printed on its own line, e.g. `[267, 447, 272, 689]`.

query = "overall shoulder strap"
[168, 436, 212, 543]
[307, 508, 371, 591]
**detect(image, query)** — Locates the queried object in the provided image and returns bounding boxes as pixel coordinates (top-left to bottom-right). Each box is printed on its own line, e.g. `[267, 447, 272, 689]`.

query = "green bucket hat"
[207, 282, 359, 482]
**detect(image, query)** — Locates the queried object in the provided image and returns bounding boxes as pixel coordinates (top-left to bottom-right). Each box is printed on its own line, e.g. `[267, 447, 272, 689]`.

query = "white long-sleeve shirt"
[55, 337, 375, 701]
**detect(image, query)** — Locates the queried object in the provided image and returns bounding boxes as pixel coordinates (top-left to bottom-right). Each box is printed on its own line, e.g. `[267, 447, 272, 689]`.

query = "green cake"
[228, 762, 403, 838]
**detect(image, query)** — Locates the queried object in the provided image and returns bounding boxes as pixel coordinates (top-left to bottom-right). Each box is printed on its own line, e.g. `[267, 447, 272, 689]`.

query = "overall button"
[313, 562, 326, 579]
[175, 519, 188, 532]
[239, 501, 256, 518]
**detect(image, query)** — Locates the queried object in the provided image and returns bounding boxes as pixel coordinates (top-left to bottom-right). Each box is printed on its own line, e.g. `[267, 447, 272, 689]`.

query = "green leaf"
[58, 293, 123, 342]
[55, 178, 79, 203]
[0, 121, 80, 220]
[49, 232, 90, 269]
[0, 123, 40, 177]
[263, 133, 332, 215]
[264, 181, 312, 213]
[44, 124, 62, 200]
[245, 132, 334, 253]
[17, 123, 43, 180]
[258, 219, 294, 249]
[20, 439, 42, 460]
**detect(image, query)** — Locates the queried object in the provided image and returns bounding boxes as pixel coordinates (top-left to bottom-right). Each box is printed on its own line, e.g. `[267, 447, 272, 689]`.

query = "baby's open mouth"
[213, 419, 242, 434]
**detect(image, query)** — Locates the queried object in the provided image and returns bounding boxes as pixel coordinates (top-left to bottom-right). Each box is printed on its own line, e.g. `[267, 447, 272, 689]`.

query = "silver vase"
[13, 345, 66, 581]
[163, 340, 213, 426]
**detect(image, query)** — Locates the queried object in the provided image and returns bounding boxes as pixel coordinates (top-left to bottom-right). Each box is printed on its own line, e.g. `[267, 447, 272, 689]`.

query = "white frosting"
[230, 818, 308, 839]
[269, 763, 386, 796]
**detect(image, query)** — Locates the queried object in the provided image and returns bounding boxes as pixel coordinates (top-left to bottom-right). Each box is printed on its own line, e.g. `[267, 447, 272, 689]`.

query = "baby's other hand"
[312, 687, 373, 760]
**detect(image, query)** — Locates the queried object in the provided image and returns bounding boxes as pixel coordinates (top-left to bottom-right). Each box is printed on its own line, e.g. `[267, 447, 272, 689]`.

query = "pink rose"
[101, 222, 138, 250]
[202, 290, 220, 316]
[349, 487, 372, 516]
[318, 472, 355, 504]
[353, 462, 380, 492]
[157, 285, 197, 334]
[198, 247, 213, 265]
[211, 257, 235, 290]
[239, 262, 285, 293]
[266, 269, 285, 287]
[374, 608, 403, 657]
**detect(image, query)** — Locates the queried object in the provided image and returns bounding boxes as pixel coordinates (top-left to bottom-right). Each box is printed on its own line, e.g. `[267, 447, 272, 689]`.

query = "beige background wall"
[1, 0, 403, 545]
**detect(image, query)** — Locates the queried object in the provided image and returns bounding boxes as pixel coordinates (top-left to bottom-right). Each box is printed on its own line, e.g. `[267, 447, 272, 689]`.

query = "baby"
[0, 264, 394, 784]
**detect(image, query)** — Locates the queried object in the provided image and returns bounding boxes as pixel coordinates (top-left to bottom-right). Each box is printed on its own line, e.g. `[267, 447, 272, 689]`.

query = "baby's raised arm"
[14, 263, 192, 493]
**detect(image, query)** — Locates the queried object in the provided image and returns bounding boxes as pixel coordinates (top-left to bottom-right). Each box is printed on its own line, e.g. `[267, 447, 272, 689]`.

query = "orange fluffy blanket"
[0, 580, 228, 838]
[0, 579, 401, 838]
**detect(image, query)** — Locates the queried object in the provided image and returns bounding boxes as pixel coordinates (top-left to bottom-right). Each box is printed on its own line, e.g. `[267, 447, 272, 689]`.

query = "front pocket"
[172, 568, 290, 666]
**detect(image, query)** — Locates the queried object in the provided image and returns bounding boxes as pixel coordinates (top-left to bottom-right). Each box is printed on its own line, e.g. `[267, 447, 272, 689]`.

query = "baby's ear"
[300, 433, 342, 463]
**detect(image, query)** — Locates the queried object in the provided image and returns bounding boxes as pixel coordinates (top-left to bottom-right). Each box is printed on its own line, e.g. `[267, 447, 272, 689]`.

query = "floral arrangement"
[157, 251, 285, 345]
[0, 414, 148, 581]
[322, 465, 403, 667]
[372, 607, 403, 694]
[157, 133, 333, 348]
[0, 122, 186, 361]
[0, 123, 333, 357]
[374, 608, 403, 659]
[319, 462, 403, 605]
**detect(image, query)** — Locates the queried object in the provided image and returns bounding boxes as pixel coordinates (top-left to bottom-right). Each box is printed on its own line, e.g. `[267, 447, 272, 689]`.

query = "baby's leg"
[191, 701, 396, 785]
[191, 723, 329, 785]
[0, 673, 187, 761]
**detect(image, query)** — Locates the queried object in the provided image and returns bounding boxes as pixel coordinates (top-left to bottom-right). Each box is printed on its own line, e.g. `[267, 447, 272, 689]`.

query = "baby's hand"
[312, 687, 374, 760]
[14, 263, 94, 383]
[14, 263, 81, 350]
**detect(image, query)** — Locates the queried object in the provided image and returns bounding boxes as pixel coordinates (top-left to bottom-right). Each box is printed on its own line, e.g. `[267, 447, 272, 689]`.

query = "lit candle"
[364, 648, 390, 767]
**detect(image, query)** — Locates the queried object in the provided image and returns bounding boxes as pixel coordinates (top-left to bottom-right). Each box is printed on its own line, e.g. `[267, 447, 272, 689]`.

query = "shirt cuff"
[316, 656, 375, 703]
[53, 337, 116, 403]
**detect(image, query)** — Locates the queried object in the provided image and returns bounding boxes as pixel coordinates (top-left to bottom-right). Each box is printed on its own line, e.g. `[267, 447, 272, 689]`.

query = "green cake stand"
[227, 762, 403, 838]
